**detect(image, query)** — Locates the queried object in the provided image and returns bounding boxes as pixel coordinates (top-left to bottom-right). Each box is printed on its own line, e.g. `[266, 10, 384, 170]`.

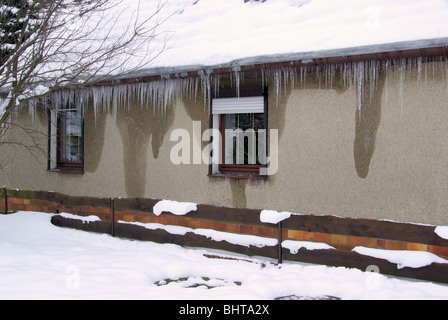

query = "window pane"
[223, 113, 264, 165]
[60, 111, 82, 163]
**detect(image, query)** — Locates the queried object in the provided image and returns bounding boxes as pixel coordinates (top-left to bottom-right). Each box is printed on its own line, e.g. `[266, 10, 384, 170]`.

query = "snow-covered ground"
[1, 211, 448, 300]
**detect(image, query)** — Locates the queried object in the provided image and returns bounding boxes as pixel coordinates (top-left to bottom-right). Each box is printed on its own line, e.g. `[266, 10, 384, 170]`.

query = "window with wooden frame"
[209, 87, 268, 179]
[48, 108, 84, 173]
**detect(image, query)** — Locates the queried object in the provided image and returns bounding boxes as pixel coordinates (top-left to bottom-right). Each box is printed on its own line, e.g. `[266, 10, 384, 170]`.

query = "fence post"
[277, 221, 283, 264]
[110, 198, 115, 237]
[3, 188, 7, 215]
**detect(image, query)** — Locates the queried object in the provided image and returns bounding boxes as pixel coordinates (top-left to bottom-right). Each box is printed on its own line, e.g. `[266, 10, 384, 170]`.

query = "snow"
[435, 226, 448, 240]
[119, 220, 278, 248]
[195, 228, 277, 248]
[352, 246, 448, 270]
[122, 220, 193, 236]
[1, 211, 448, 300]
[153, 199, 197, 216]
[260, 210, 292, 224]
[138, 0, 448, 70]
[57, 0, 448, 76]
[282, 240, 335, 254]
[59, 212, 101, 224]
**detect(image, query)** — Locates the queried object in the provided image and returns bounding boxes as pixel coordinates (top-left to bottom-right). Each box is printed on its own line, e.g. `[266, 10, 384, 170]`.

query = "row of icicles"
[19, 55, 448, 123]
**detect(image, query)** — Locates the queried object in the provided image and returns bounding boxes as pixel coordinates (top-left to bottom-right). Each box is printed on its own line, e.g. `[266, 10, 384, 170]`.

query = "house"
[2, 0, 448, 276]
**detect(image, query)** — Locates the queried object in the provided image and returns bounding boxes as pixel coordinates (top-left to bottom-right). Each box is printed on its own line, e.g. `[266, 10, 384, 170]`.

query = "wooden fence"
[1, 188, 448, 283]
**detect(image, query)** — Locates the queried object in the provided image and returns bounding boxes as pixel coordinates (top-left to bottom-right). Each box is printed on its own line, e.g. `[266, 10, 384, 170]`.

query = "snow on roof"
[133, 0, 448, 73]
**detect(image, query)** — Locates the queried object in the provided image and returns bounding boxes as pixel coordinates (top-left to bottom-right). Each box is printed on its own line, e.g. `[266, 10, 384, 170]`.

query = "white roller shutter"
[212, 96, 264, 114]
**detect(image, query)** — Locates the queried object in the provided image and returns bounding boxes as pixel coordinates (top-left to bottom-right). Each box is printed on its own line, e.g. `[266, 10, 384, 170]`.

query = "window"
[48, 108, 84, 172]
[221, 112, 265, 172]
[57, 110, 83, 168]
[209, 87, 268, 178]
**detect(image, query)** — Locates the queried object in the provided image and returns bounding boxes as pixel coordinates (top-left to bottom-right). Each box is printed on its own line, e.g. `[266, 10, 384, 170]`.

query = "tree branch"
[0, 0, 172, 125]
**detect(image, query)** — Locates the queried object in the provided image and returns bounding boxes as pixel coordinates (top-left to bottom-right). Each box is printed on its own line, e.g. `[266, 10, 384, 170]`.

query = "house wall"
[2, 61, 448, 226]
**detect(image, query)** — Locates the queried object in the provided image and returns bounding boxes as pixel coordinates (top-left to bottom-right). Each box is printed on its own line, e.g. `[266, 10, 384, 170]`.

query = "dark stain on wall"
[354, 73, 386, 179]
[116, 96, 175, 198]
[230, 178, 248, 208]
[83, 105, 107, 173]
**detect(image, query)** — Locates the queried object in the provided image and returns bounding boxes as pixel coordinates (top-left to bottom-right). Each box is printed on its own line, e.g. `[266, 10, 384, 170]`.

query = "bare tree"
[0, 0, 171, 126]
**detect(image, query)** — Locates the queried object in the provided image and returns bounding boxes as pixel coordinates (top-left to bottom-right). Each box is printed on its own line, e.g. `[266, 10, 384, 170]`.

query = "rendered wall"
[1, 62, 448, 225]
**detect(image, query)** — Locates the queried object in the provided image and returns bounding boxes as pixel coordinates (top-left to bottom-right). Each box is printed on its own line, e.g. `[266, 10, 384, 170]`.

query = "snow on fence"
[1, 188, 448, 284]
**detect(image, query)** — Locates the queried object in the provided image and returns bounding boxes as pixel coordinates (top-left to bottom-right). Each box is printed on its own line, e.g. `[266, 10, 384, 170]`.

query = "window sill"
[208, 172, 267, 180]
[48, 168, 84, 174]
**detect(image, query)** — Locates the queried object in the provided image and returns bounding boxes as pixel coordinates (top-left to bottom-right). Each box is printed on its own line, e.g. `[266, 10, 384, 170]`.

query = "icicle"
[445, 59, 448, 84]
[231, 68, 241, 98]
[282, 68, 289, 95]
[290, 67, 296, 90]
[300, 65, 306, 89]
[274, 69, 281, 108]
[416, 57, 422, 85]
[38, 53, 448, 131]
[198, 71, 212, 110]
[261, 68, 265, 89]
[316, 66, 321, 89]
[212, 74, 220, 100]
[28, 99, 37, 123]
[344, 62, 350, 88]
[194, 76, 200, 102]
[356, 61, 364, 114]
[399, 58, 406, 118]
[368, 61, 374, 104]
[384, 59, 390, 106]
[92, 87, 103, 123]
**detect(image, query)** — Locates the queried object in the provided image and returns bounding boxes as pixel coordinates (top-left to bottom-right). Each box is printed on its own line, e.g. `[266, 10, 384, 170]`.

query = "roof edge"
[93, 37, 448, 86]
